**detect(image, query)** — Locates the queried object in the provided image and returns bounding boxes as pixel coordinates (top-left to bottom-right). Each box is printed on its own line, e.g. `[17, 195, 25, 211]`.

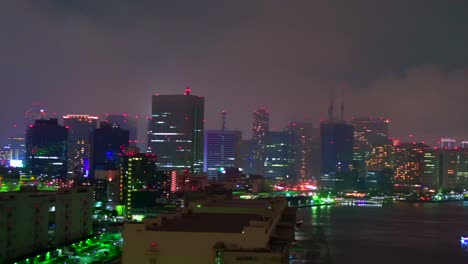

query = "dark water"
[296, 202, 468, 264]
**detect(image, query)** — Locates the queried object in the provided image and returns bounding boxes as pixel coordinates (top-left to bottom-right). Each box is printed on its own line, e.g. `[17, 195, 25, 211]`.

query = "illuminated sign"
[10, 159, 23, 168]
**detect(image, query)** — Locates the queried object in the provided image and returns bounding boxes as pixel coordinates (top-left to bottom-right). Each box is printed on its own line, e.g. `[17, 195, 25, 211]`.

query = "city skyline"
[0, 1, 467, 144]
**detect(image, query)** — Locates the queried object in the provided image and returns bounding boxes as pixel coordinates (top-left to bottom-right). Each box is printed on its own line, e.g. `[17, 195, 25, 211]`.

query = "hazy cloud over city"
[1, 0, 467, 143]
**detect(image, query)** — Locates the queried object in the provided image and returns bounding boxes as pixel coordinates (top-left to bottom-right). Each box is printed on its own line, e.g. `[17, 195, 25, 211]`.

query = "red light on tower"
[184, 87, 191, 95]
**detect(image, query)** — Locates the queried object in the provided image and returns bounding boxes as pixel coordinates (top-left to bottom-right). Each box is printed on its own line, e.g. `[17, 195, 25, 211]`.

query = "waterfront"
[295, 202, 468, 264]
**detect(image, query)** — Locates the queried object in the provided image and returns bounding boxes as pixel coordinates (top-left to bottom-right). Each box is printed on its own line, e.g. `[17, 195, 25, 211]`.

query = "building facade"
[90, 122, 129, 179]
[147, 88, 204, 173]
[25, 119, 68, 179]
[63, 115, 98, 178]
[120, 150, 170, 219]
[251, 108, 270, 175]
[122, 198, 295, 264]
[203, 130, 241, 179]
[264, 131, 294, 180]
[0, 187, 93, 264]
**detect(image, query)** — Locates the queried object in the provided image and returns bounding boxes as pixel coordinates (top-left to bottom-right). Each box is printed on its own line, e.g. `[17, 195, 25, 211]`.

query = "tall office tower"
[422, 149, 440, 189]
[24, 102, 47, 128]
[393, 142, 428, 189]
[63, 115, 98, 177]
[105, 114, 139, 146]
[440, 138, 456, 149]
[456, 148, 468, 187]
[320, 94, 355, 189]
[439, 149, 458, 189]
[263, 131, 294, 179]
[204, 130, 242, 179]
[284, 122, 315, 182]
[320, 122, 354, 174]
[120, 149, 170, 219]
[25, 119, 68, 179]
[252, 108, 270, 175]
[147, 88, 204, 173]
[90, 122, 129, 179]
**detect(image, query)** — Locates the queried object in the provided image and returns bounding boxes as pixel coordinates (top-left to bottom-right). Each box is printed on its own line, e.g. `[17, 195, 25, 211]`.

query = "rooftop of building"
[146, 212, 262, 233]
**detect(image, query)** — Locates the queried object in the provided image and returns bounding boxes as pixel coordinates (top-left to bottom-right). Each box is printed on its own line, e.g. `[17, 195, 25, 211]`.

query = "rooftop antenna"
[221, 110, 227, 131]
[340, 84, 345, 121]
[328, 89, 334, 124]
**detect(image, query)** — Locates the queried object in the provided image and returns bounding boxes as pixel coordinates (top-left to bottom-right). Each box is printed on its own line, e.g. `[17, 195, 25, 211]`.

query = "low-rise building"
[122, 198, 296, 264]
[0, 187, 93, 263]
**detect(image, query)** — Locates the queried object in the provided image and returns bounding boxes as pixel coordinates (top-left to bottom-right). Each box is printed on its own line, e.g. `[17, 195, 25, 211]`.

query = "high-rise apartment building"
[393, 142, 428, 189]
[25, 119, 68, 179]
[63, 115, 98, 177]
[252, 108, 269, 175]
[147, 88, 204, 173]
[284, 122, 315, 181]
[351, 117, 391, 177]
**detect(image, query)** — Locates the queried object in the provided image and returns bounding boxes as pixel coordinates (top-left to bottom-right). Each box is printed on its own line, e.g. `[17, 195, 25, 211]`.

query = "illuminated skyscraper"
[264, 131, 294, 179]
[25, 119, 68, 179]
[120, 149, 170, 219]
[147, 88, 204, 173]
[422, 149, 439, 189]
[63, 115, 98, 177]
[90, 122, 129, 179]
[252, 108, 269, 175]
[351, 117, 391, 177]
[284, 122, 315, 181]
[393, 142, 427, 189]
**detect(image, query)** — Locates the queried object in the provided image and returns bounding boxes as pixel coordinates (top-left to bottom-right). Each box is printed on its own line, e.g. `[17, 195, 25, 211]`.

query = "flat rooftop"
[150, 213, 262, 233]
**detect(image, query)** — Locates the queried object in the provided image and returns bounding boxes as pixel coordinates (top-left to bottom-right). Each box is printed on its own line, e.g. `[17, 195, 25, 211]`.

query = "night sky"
[1, 0, 467, 144]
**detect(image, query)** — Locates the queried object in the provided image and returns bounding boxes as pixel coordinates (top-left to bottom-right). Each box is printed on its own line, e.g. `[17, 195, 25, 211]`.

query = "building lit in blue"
[203, 130, 241, 179]
[90, 122, 129, 178]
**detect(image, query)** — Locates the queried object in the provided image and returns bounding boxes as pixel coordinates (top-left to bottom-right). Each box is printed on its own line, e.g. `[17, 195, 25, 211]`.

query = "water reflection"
[295, 202, 468, 264]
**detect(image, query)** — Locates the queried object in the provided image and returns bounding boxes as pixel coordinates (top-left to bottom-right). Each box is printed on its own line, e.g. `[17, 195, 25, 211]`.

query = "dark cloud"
[0, 0, 467, 144]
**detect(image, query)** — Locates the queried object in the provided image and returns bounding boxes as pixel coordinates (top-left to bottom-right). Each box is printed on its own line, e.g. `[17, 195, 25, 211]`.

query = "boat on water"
[461, 237, 468, 245]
